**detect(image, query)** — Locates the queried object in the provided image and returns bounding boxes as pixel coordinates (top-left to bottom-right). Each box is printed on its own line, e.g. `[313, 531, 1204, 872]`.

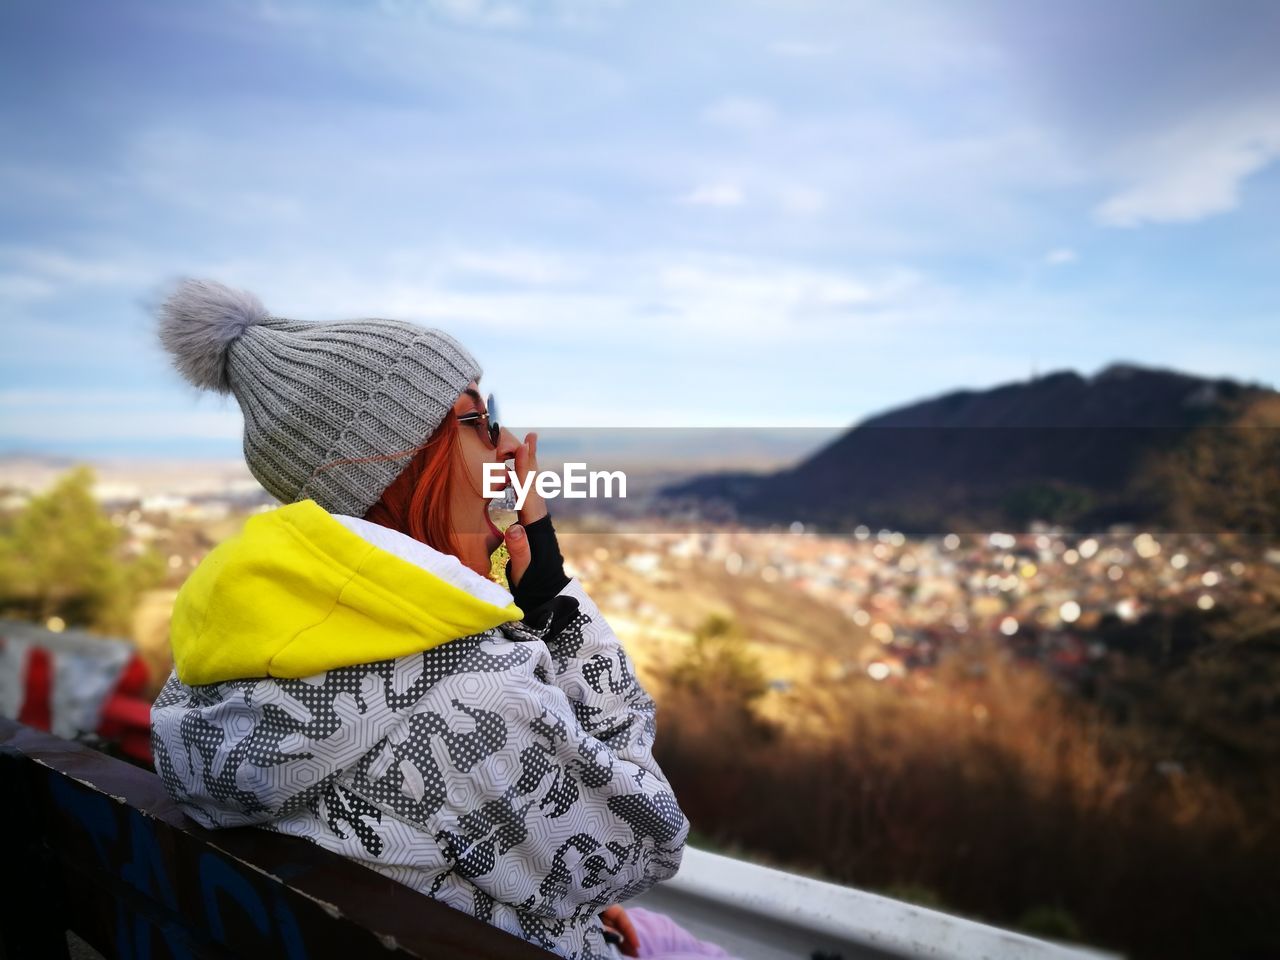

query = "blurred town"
[6, 454, 1273, 713]
[561, 519, 1271, 723]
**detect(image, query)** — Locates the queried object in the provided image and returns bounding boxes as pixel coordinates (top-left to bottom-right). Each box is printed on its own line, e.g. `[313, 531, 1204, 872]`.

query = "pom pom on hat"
[156, 277, 271, 394]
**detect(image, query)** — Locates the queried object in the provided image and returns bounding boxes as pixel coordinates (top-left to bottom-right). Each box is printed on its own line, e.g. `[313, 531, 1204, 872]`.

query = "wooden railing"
[0, 717, 557, 959]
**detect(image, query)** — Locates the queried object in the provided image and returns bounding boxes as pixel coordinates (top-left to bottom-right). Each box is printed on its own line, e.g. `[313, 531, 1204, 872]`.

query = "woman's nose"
[494, 426, 522, 462]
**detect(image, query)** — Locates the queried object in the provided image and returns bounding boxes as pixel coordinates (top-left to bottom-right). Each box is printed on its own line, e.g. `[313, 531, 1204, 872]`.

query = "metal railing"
[629, 846, 1120, 960]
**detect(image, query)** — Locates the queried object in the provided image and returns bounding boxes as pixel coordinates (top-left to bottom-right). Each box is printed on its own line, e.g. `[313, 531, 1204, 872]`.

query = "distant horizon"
[2, 356, 1273, 462]
[0, 426, 844, 470]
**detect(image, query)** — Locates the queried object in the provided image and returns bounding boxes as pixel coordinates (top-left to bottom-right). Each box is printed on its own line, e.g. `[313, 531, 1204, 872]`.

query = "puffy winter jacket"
[150, 499, 689, 959]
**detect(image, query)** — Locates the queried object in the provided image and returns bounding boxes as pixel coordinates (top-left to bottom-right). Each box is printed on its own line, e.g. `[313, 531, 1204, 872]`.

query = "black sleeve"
[505, 512, 571, 616]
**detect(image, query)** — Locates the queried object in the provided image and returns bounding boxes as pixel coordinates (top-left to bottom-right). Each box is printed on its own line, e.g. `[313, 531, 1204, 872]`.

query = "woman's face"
[448, 380, 521, 575]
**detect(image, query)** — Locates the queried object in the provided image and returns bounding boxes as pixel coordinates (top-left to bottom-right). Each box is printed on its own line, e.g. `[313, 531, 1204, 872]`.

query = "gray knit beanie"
[155, 277, 482, 517]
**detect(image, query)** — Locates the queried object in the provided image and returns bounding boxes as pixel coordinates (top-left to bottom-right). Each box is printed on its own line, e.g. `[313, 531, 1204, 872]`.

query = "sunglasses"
[455, 392, 501, 448]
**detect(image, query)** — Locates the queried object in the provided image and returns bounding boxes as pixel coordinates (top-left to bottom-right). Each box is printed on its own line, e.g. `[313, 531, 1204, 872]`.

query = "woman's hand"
[600, 904, 640, 957]
[510, 431, 547, 526]
[503, 431, 572, 611]
[503, 512, 570, 609]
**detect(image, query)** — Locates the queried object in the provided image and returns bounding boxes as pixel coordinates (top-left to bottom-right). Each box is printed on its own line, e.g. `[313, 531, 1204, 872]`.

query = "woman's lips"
[483, 497, 505, 539]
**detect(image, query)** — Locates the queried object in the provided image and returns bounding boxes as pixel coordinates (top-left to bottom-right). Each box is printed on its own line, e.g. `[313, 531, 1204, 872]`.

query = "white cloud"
[0, 246, 152, 288]
[204, 245, 934, 347]
[1044, 247, 1077, 265]
[0, 274, 57, 304]
[342, 0, 628, 30]
[1094, 107, 1280, 227]
[652, 255, 929, 340]
[769, 40, 837, 59]
[0, 246, 158, 311]
[703, 97, 776, 131]
[0, 388, 243, 446]
[381, 0, 527, 28]
[777, 184, 827, 216]
[680, 182, 745, 207]
[0, 389, 182, 408]
[445, 249, 576, 285]
[0, 400, 242, 441]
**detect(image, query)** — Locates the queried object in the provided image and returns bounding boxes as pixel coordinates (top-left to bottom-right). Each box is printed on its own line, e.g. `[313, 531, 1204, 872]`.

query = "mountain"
[661, 362, 1278, 533]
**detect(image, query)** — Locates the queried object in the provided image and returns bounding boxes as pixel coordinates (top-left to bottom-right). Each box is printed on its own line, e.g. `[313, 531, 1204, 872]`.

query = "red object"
[97, 655, 153, 767]
[5, 631, 153, 768]
[18, 646, 53, 731]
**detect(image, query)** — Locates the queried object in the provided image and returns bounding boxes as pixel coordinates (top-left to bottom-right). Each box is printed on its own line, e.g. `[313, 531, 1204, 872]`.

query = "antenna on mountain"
[1030, 357, 1038, 381]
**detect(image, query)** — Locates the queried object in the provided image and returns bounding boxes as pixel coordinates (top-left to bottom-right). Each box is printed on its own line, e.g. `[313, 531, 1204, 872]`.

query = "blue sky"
[2, 0, 1278, 457]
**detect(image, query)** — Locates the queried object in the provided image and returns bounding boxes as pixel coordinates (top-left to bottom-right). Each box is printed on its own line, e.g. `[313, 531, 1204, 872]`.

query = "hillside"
[663, 362, 1278, 534]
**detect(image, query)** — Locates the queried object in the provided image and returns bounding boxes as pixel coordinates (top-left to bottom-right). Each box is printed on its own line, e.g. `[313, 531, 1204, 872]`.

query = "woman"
[149, 279, 732, 960]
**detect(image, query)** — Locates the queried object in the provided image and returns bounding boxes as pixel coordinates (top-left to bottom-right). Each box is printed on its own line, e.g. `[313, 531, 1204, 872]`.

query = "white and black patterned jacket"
[150, 500, 688, 959]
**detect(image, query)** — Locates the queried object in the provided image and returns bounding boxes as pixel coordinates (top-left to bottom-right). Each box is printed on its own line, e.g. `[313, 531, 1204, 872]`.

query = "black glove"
[505, 513, 571, 614]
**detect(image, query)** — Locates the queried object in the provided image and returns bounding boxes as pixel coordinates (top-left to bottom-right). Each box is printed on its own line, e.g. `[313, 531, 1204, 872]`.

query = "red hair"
[354, 414, 465, 559]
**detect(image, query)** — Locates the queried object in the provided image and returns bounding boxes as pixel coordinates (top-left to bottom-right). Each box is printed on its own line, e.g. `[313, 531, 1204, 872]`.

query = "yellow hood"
[170, 499, 523, 686]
